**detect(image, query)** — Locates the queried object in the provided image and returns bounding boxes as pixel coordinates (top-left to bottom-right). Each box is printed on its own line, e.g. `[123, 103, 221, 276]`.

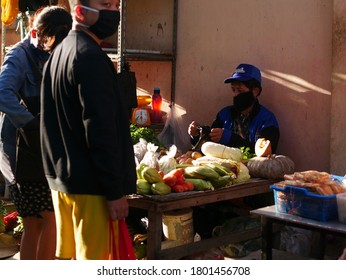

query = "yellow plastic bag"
[1, 0, 19, 26]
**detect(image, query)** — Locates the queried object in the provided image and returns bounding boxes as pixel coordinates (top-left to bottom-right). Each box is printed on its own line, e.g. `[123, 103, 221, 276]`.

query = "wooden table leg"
[317, 232, 326, 260]
[261, 216, 273, 260]
[146, 209, 163, 260]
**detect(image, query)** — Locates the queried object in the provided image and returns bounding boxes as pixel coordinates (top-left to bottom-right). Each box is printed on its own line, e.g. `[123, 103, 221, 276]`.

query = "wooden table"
[127, 178, 278, 259]
[251, 205, 346, 260]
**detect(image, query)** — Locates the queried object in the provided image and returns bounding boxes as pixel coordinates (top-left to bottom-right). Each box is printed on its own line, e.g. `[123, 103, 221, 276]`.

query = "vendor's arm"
[188, 120, 201, 146]
[210, 108, 248, 147]
[0, 46, 35, 128]
[214, 124, 253, 150]
[211, 106, 280, 153]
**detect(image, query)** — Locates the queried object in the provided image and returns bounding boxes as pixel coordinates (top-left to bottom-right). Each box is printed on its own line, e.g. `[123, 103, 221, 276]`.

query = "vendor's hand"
[188, 120, 200, 137]
[107, 196, 129, 221]
[209, 128, 223, 143]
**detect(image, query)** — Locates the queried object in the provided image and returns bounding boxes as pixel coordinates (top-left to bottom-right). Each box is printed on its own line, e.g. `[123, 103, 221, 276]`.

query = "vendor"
[188, 63, 280, 153]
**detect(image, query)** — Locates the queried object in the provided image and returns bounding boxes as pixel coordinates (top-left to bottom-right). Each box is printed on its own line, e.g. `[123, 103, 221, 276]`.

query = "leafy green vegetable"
[240, 146, 256, 160]
[0, 200, 6, 233]
[13, 216, 24, 239]
[130, 124, 162, 146]
[0, 200, 6, 216]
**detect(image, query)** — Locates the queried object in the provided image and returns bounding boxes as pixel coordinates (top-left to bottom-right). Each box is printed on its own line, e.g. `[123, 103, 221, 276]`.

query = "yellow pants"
[51, 190, 115, 260]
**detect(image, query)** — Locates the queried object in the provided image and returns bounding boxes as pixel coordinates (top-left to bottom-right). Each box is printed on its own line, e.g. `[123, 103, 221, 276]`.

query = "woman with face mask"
[40, 0, 137, 260]
[188, 63, 280, 154]
[0, 6, 72, 259]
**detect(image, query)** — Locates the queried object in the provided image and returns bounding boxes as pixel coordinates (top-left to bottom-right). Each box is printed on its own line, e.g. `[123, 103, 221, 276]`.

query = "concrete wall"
[1, 0, 346, 175]
[331, 0, 346, 175]
[175, 0, 337, 173]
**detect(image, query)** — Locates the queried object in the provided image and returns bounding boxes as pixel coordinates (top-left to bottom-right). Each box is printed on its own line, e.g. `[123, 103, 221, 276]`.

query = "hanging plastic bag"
[280, 226, 312, 257]
[157, 104, 190, 153]
[109, 219, 136, 260]
[1, 0, 19, 26]
[158, 144, 177, 174]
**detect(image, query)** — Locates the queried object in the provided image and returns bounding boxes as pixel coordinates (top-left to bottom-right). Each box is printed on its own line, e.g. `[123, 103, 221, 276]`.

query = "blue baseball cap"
[224, 64, 262, 84]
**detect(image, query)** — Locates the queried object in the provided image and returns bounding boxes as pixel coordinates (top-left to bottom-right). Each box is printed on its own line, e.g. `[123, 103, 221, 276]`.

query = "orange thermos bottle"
[151, 87, 162, 123]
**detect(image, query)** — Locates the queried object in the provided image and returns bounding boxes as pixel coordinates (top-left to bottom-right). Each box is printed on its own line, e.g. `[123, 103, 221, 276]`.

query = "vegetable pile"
[135, 141, 253, 196]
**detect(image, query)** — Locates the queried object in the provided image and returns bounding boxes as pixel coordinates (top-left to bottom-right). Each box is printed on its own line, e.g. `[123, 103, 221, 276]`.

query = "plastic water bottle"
[151, 87, 162, 123]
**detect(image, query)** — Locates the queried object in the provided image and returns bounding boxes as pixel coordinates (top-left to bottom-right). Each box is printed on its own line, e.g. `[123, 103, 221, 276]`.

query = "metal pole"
[1, 23, 6, 64]
[19, 13, 25, 40]
[170, 0, 178, 104]
[117, 0, 126, 73]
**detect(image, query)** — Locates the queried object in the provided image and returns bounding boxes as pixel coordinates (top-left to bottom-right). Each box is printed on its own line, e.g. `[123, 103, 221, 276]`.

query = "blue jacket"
[0, 36, 48, 186]
[192, 101, 280, 153]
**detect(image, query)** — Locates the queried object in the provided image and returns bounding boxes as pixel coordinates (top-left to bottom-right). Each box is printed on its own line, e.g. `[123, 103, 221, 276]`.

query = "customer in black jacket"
[40, 0, 136, 259]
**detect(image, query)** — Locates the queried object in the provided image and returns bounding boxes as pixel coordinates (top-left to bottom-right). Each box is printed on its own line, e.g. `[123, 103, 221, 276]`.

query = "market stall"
[128, 178, 278, 260]
[251, 205, 346, 260]
[129, 133, 298, 259]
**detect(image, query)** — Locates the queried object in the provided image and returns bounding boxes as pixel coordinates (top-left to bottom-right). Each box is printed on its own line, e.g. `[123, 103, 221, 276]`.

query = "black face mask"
[81, 6, 120, 39]
[89, 10, 120, 39]
[233, 90, 256, 112]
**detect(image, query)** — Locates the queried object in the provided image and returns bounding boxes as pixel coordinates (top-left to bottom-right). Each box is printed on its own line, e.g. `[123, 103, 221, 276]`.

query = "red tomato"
[184, 181, 194, 191]
[171, 184, 184, 193]
[163, 175, 177, 187]
[166, 168, 184, 178]
[181, 181, 194, 191]
[175, 175, 185, 185]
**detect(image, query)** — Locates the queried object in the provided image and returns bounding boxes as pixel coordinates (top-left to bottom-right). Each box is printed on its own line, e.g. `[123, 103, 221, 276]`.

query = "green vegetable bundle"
[130, 124, 162, 146]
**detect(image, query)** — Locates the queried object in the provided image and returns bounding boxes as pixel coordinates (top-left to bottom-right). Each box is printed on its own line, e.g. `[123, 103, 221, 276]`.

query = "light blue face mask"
[80, 5, 120, 39]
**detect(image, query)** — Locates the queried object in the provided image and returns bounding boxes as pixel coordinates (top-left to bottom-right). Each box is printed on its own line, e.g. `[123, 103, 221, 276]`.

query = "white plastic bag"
[133, 138, 148, 165]
[157, 104, 190, 153]
[140, 142, 160, 169]
[158, 144, 177, 174]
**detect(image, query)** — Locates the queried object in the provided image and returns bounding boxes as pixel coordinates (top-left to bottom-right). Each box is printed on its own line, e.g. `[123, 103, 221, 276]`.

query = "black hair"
[69, 0, 89, 9]
[34, 6, 72, 51]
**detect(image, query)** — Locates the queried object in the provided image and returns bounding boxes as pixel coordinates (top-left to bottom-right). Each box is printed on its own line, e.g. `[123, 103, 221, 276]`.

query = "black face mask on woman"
[81, 5, 120, 39]
[233, 90, 256, 112]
